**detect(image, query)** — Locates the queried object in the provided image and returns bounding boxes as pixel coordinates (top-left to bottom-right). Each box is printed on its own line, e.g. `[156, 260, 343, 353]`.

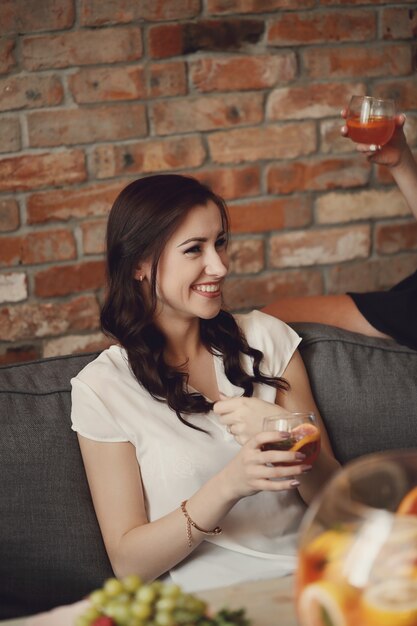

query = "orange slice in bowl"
[397, 486, 417, 516]
[306, 529, 353, 563]
[361, 579, 417, 626]
[299, 529, 353, 586]
[298, 580, 356, 626]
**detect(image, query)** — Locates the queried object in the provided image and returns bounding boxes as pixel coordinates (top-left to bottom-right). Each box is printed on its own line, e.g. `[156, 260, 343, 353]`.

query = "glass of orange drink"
[262, 412, 321, 468]
[346, 95, 396, 146]
[296, 449, 417, 626]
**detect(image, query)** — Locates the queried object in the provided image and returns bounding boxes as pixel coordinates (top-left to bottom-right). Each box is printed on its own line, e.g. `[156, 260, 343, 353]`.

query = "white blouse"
[71, 310, 305, 591]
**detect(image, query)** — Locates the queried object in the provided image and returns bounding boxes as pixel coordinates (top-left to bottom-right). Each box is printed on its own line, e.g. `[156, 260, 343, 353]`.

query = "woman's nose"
[206, 250, 228, 276]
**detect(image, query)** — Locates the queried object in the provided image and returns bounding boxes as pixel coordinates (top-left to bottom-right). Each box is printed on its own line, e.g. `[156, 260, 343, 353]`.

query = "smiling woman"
[148, 201, 229, 324]
[70, 174, 339, 593]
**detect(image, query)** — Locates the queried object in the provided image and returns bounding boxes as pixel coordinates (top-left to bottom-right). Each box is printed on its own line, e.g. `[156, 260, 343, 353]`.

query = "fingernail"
[290, 480, 300, 487]
[302, 465, 313, 473]
[295, 452, 306, 460]
[369, 144, 378, 152]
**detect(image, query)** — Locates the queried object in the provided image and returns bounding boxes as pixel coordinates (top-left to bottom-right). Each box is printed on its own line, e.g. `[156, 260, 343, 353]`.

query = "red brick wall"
[0, 0, 416, 364]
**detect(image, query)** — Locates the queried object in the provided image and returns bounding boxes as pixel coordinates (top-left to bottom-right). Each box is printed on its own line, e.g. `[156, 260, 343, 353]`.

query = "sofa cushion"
[292, 322, 417, 464]
[0, 352, 113, 620]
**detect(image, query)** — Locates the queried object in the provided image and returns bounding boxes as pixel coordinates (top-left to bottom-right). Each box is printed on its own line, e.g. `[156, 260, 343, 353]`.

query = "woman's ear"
[134, 260, 151, 282]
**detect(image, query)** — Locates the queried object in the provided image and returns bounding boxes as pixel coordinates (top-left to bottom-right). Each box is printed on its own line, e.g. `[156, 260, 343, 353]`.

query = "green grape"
[89, 588, 108, 608]
[190, 597, 207, 614]
[104, 599, 132, 625]
[104, 577, 125, 597]
[115, 592, 132, 604]
[122, 574, 143, 594]
[179, 594, 207, 616]
[159, 584, 181, 599]
[82, 606, 101, 622]
[135, 584, 158, 604]
[155, 597, 176, 613]
[154, 610, 176, 626]
[131, 601, 153, 620]
[174, 594, 188, 609]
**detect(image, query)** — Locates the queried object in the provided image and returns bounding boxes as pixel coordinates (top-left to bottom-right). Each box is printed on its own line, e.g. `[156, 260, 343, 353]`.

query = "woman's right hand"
[219, 430, 309, 500]
[214, 395, 290, 446]
[341, 111, 409, 169]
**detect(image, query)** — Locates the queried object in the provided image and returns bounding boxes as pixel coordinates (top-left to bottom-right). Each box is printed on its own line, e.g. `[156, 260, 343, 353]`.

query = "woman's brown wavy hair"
[101, 174, 288, 431]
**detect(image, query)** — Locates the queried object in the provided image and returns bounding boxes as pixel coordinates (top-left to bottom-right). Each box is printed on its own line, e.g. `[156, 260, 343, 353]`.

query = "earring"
[139, 275, 143, 282]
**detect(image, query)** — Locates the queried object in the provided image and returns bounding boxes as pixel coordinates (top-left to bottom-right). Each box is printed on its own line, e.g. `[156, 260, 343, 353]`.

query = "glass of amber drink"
[262, 412, 321, 467]
[346, 95, 396, 146]
[296, 450, 417, 626]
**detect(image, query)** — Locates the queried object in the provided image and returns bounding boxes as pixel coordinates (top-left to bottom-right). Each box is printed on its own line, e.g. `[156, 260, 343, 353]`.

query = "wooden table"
[197, 575, 298, 626]
[0, 575, 298, 626]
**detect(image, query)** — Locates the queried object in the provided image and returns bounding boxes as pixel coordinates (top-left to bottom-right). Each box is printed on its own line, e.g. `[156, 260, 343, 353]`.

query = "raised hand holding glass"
[346, 96, 396, 146]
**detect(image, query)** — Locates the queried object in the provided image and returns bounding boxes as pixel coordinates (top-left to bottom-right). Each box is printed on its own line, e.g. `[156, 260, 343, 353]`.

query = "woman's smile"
[191, 281, 222, 297]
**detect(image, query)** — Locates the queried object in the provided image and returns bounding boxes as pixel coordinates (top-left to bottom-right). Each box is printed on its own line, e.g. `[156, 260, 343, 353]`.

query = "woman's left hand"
[213, 395, 289, 445]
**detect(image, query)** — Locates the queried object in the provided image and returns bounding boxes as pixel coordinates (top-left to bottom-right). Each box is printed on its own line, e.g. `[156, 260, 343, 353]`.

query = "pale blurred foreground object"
[24, 600, 90, 626]
[296, 449, 417, 626]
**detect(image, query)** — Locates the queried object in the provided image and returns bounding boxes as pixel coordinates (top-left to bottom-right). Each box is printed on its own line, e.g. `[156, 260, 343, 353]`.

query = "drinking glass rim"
[350, 94, 396, 106]
[262, 412, 317, 429]
[263, 411, 316, 420]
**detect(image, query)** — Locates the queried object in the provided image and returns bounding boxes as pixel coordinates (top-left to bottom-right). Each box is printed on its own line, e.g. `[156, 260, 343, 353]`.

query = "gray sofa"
[1, 322, 417, 619]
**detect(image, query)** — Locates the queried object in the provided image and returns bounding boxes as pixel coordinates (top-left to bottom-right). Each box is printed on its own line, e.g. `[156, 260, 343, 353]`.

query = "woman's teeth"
[194, 284, 219, 293]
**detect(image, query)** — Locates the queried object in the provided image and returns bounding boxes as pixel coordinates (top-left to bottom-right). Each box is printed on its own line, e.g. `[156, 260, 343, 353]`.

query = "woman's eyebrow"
[177, 230, 225, 247]
[177, 236, 207, 247]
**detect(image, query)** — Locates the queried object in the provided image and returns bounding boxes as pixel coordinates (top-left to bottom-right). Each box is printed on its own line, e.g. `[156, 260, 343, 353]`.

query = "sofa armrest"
[291, 323, 417, 465]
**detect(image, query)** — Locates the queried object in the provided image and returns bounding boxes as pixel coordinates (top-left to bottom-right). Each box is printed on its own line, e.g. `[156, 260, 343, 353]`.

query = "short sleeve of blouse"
[236, 310, 301, 378]
[71, 377, 129, 443]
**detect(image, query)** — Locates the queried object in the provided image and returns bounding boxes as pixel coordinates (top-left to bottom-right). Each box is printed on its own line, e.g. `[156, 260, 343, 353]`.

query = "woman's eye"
[184, 244, 201, 255]
[215, 236, 227, 248]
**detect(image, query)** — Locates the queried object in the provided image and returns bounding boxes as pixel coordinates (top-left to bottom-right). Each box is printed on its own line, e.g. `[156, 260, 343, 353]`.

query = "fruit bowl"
[296, 449, 417, 626]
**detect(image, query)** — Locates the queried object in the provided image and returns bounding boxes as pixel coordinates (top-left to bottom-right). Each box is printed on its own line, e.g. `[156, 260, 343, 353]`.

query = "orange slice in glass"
[361, 579, 417, 626]
[291, 424, 320, 452]
[397, 486, 417, 516]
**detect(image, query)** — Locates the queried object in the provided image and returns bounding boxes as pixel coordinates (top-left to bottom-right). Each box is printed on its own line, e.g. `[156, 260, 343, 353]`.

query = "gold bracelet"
[180, 500, 222, 548]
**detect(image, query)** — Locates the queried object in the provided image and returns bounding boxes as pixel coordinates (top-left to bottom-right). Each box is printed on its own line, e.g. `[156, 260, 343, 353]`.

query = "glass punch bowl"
[296, 450, 417, 626]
